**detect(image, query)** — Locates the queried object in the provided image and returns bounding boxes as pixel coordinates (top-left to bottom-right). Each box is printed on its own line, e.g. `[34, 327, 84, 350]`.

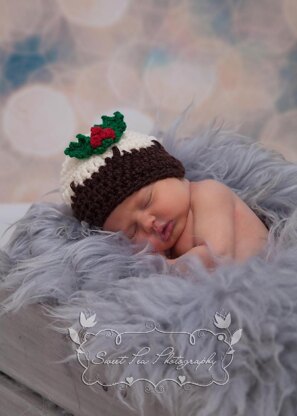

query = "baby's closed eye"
[144, 191, 152, 208]
[128, 191, 153, 238]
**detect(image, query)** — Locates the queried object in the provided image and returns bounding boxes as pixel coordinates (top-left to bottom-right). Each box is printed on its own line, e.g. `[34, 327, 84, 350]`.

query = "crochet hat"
[60, 111, 185, 228]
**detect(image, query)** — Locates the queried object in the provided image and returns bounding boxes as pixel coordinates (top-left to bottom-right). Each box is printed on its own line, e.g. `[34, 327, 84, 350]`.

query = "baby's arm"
[191, 180, 236, 260]
[167, 245, 216, 270]
[166, 180, 237, 270]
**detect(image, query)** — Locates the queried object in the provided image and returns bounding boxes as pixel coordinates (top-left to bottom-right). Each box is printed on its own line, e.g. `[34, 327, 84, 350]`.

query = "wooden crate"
[0, 294, 143, 416]
[0, 206, 169, 415]
[0, 371, 70, 416]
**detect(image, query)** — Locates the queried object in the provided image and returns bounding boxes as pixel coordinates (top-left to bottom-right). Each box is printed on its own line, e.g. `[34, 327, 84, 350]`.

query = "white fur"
[2, 123, 297, 415]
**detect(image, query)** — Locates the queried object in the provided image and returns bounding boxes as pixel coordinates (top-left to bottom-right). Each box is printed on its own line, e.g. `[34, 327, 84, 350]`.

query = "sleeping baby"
[60, 111, 269, 270]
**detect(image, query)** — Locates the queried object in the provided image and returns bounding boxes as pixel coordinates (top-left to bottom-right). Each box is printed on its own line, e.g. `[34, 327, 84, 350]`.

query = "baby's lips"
[162, 221, 174, 241]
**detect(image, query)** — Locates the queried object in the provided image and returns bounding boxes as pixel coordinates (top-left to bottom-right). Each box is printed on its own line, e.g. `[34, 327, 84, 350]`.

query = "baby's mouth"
[160, 221, 174, 242]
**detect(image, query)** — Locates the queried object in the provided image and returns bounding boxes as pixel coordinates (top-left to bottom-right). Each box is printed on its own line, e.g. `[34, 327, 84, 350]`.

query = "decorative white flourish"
[68, 327, 80, 345]
[80, 312, 97, 328]
[68, 311, 243, 392]
[126, 377, 134, 385]
[213, 312, 231, 329]
[231, 329, 242, 346]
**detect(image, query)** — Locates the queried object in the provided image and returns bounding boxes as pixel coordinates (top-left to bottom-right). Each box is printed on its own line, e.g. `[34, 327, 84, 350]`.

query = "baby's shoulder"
[189, 179, 234, 202]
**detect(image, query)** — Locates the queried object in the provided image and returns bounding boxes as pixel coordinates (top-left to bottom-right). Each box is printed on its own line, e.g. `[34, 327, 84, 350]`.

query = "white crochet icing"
[60, 130, 157, 205]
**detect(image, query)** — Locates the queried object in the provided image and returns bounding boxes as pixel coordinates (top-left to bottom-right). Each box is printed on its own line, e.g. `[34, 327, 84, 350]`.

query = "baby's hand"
[166, 245, 226, 271]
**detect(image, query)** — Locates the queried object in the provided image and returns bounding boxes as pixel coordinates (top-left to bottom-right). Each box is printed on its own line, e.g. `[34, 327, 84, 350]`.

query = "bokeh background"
[1, 0, 297, 203]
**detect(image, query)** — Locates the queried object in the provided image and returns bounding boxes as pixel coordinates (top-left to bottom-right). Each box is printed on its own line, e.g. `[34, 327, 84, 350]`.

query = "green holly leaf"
[64, 111, 126, 159]
[100, 111, 126, 140]
[64, 134, 93, 159]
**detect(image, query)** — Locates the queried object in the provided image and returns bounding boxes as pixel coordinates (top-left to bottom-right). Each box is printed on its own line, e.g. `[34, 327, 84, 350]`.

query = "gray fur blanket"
[1, 126, 297, 416]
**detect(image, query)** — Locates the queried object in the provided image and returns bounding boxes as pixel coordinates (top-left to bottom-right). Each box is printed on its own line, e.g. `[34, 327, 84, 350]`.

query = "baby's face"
[103, 178, 191, 253]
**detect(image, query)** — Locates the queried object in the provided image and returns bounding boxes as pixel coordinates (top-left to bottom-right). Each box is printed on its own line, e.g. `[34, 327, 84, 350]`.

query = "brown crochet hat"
[60, 111, 185, 228]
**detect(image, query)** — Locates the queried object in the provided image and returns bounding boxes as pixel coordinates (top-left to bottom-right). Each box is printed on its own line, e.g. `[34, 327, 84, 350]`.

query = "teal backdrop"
[1, 0, 297, 202]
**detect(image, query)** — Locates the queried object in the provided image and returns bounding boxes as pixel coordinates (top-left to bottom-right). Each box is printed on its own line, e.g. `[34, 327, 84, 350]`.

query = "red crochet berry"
[90, 126, 116, 148]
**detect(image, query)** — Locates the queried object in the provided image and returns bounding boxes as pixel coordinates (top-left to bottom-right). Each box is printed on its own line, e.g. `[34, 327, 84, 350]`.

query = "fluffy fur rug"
[1, 125, 297, 416]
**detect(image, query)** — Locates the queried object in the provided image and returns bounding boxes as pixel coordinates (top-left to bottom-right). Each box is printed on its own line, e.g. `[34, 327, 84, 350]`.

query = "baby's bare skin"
[233, 193, 269, 262]
[169, 180, 269, 268]
[103, 177, 269, 270]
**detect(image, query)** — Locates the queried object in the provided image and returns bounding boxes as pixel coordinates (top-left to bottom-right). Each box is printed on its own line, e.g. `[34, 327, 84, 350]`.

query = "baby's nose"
[139, 213, 163, 236]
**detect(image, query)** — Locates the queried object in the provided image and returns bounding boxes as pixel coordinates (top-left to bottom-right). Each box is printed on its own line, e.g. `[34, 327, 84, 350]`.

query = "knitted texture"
[61, 111, 186, 228]
[70, 140, 185, 227]
[60, 130, 155, 206]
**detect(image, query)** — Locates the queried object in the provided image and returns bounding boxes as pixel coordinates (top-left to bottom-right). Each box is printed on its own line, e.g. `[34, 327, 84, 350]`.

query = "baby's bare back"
[233, 194, 269, 261]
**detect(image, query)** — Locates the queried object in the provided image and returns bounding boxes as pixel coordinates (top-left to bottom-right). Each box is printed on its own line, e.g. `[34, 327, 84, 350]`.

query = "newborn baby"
[60, 111, 269, 270]
[102, 177, 269, 269]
